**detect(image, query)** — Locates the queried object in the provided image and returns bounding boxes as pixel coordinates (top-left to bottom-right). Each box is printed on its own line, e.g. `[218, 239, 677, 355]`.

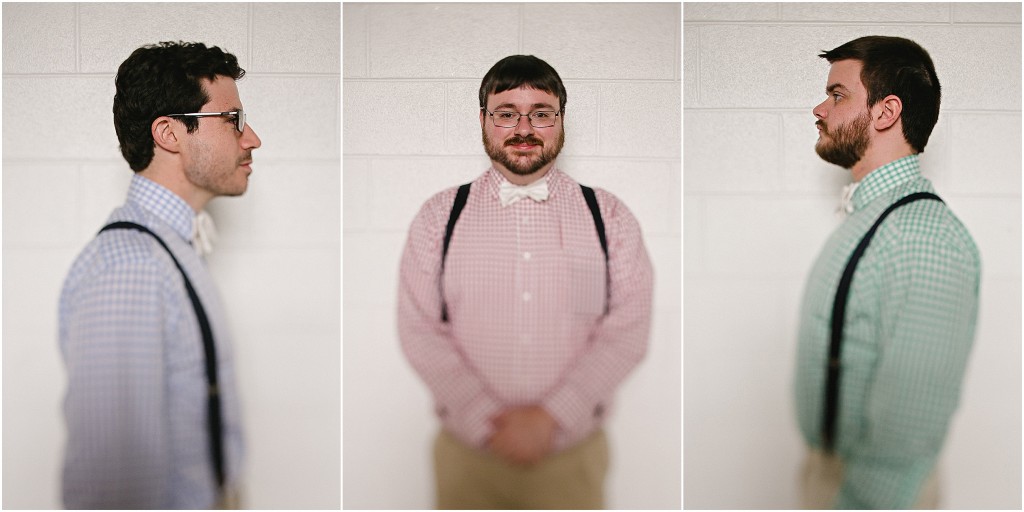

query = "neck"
[493, 162, 555, 186]
[849, 139, 915, 182]
[138, 162, 211, 212]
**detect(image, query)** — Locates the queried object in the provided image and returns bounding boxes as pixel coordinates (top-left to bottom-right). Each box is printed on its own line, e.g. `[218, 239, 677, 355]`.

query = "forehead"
[487, 86, 559, 109]
[200, 75, 241, 109]
[826, 59, 865, 94]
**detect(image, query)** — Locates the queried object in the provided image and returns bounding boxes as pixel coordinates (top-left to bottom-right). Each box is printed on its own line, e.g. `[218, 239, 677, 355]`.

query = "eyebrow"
[203, 106, 241, 113]
[826, 83, 851, 95]
[493, 102, 557, 111]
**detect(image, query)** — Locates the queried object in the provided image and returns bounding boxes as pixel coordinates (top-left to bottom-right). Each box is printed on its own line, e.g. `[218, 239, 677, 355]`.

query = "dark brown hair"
[820, 36, 940, 153]
[479, 55, 566, 112]
[113, 41, 245, 172]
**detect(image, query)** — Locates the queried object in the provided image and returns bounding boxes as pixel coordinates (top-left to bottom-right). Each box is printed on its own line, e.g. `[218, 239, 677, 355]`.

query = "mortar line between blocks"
[75, 3, 81, 74]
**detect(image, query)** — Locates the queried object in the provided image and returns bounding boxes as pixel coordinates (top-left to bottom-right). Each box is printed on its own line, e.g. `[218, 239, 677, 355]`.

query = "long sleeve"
[59, 175, 239, 508]
[541, 189, 654, 435]
[836, 228, 980, 508]
[397, 188, 503, 448]
[60, 257, 176, 509]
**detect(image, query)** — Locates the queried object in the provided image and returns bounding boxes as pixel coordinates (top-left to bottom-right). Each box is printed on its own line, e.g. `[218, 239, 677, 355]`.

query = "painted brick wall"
[343, 2, 681, 509]
[684, 3, 1021, 508]
[2, 3, 340, 508]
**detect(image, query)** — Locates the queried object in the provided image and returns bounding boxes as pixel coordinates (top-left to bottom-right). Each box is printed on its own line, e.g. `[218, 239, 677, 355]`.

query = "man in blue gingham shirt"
[59, 41, 261, 509]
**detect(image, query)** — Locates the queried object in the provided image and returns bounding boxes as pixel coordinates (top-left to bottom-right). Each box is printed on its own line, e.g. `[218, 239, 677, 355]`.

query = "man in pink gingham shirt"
[398, 55, 653, 509]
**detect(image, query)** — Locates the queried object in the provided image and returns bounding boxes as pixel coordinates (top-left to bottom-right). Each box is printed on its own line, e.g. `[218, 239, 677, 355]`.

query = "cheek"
[487, 126, 512, 142]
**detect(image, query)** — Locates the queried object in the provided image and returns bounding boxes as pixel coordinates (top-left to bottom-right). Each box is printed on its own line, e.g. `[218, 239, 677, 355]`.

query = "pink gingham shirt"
[398, 167, 653, 452]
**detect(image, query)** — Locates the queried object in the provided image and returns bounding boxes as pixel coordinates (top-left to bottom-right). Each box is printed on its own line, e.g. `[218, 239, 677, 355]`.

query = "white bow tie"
[499, 179, 550, 207]
[837, 182, 860, 216]
[191, 210, 218, 257]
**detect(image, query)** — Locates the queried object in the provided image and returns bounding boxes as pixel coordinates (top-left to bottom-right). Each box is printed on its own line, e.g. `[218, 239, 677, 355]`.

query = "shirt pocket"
[565, 249, 607, 315]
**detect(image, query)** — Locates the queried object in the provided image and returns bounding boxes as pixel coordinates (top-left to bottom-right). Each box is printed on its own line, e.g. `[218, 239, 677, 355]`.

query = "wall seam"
[777, 113, 784, 191]
[365, 4, 371, 77]
[339, 77, 680, 83]
[2, 72, 342, 78]
[444, 83, 449, 153]
[675, 5, 681, 81]
[696, 25, 701, 106]
[248, 2, 254, 70]
[683, 20, 1018, 27]
[518, 3, 524, 53]
[75, 3, 81, 73]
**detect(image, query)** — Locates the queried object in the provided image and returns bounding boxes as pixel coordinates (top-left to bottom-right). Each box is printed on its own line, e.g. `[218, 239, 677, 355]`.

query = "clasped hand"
[487, 405, 557, 467]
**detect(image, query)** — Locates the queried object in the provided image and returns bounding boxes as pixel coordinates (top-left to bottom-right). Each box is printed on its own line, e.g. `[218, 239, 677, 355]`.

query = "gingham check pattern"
[59, 174, 244, 508]
[794, 155, 981, 508]
[398, 167, 654, 452]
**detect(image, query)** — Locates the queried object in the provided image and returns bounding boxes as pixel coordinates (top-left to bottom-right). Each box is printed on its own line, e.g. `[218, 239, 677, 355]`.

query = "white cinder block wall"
[684, 3, 1021, 509]
[2, 3, 340, 508]
[343, 3, 681, 509]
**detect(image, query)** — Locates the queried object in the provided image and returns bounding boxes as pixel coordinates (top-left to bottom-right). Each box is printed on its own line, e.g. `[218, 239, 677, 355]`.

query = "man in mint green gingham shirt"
[796, 37, 980, 509]
[795, 154, 980, 508]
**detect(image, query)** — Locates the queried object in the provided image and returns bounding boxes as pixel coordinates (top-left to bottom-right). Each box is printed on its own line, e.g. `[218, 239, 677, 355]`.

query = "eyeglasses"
[167, 109, 245, 133]
[482, 108, 561, 128]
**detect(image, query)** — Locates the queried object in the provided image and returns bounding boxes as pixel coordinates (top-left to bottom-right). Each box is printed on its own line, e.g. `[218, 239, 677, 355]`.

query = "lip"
[509, 143, 539, 150]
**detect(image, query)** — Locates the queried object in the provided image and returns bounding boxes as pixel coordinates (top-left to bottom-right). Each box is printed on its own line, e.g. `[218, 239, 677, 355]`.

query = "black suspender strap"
[98, 221, 225, 489]
[439, 182, 610, 322]
[580, 185, 608, 262]
[440, 183, 472, 322]
[822, 191, 942, 453]
[580, 185, 610, 315]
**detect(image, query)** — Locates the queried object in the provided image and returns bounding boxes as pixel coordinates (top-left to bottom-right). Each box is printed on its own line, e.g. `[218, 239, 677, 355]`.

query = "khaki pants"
[214, 487, 242, 510]
[800, 449, 940, 509]
[433, 429, 609, 509]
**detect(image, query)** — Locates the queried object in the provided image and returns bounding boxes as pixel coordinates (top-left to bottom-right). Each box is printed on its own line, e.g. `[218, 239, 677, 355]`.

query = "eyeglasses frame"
[167, 109, 245, 133]
[481, 107, 562, 128]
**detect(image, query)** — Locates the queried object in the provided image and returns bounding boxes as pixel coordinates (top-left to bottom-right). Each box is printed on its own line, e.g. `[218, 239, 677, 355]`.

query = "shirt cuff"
[542, 385, 594, 437]
[442, 392, 503, 449]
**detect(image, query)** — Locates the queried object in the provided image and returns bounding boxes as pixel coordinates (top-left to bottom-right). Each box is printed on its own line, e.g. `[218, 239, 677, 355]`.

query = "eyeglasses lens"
[491, 111, 557, 128]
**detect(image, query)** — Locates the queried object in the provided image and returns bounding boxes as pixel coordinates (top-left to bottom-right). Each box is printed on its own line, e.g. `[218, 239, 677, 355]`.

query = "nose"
[513, 114, 535, 136]
[241, 123, 262, 149]
[813, 100, 828, 120]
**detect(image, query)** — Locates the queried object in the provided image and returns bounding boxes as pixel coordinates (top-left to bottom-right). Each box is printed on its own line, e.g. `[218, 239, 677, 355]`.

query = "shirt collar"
[126, 174, 196, 242]
[851, 154, 921, 212]
[484, 166, 564, 200]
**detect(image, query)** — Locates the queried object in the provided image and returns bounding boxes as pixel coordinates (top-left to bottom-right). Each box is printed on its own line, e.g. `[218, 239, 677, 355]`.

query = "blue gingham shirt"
[59, 175, 244, 509]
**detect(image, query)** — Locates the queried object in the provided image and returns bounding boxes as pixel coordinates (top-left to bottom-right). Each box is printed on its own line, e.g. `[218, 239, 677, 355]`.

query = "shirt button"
[522, 291, 532, 302]
[523, 252, 532, 261]
[521, 217, 530, 225]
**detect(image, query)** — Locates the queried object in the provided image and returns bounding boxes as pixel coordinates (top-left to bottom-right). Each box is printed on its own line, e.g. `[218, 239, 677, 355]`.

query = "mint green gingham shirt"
[795, 155, 981, 509]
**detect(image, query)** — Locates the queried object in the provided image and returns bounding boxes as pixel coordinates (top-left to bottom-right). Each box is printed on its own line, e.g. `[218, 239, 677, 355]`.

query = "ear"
[873, 94, 902, 131]
[151, 116, 182, 154]
[479, 108, 485, 128]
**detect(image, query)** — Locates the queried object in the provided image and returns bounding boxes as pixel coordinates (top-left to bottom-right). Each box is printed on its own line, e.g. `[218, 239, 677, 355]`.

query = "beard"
[482, 128, 565, 177]
[815, 111, 871, 169]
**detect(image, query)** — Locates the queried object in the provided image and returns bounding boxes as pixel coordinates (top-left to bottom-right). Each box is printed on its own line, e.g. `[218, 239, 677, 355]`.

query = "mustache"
[505, 136, 544, 147]
[816, 120, 827, 132]
[238, 152, 253, 164]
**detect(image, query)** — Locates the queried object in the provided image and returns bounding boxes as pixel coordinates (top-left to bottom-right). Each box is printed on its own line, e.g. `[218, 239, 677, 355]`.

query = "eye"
[832, 93, 842, 102]
[533, 111, 553, 119]
[495, 111, 517, 120]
